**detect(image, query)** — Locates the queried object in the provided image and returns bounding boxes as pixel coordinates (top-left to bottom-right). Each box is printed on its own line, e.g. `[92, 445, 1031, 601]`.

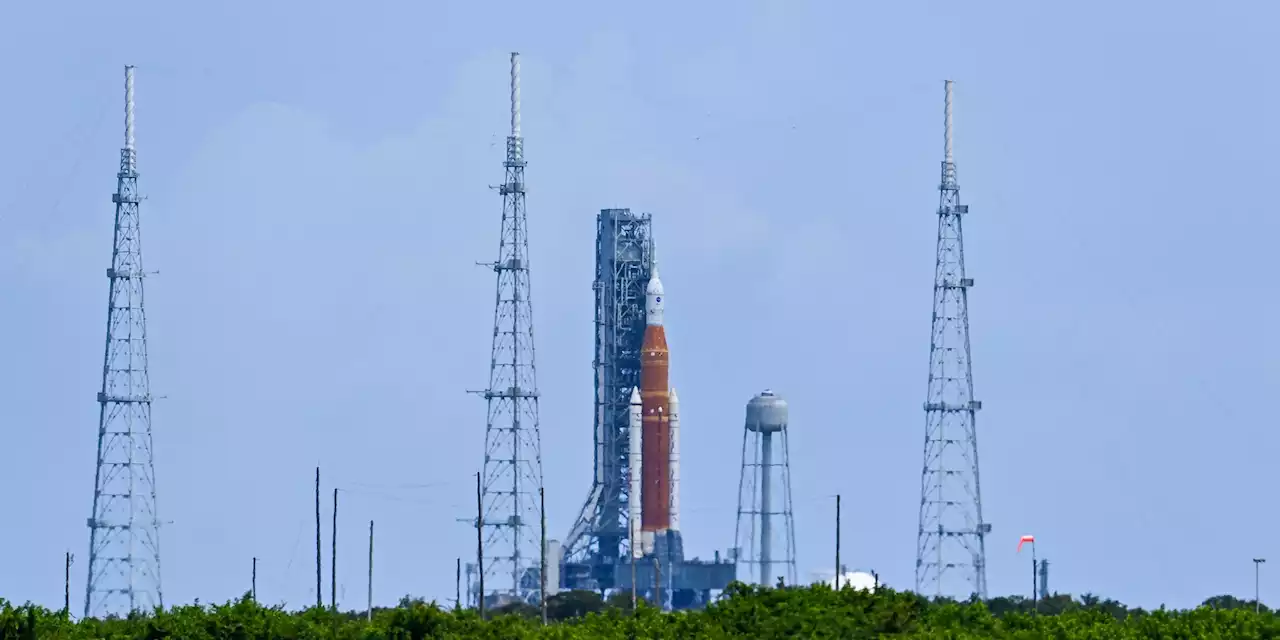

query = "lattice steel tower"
[560, 209, 652, 591]
[475, 52, 545, 604]
[915, 80, 990, 600]
[84, 65, 164, 618]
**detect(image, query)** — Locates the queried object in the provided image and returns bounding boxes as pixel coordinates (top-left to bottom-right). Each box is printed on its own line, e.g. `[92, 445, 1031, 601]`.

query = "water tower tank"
[746, 389, 788, 433]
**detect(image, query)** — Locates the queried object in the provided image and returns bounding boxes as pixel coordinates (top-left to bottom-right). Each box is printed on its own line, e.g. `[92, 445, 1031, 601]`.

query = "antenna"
[510, 53, 521, 140]
[473, 51, 544, 603]
[124, 66, 136, 157]
[915, 79, 990, 600]
[943, 79, 953, 166]
[84, 65, 164, 618]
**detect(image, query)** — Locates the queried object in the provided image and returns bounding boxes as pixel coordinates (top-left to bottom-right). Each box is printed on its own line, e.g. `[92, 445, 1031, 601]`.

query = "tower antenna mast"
[84, 65, 165, 618]
[915, 80, 990, 600]
[473, 52, 546, 603]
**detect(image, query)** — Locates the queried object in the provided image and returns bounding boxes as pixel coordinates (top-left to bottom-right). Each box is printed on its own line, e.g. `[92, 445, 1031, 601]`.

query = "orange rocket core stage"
[640, 324, 671, 533]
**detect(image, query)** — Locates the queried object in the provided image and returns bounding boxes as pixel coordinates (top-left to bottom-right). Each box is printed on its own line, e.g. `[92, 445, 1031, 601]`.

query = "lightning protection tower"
[474, 52, 545, 606]
[560, 208, 652, 591]
[734, 390, 798, 587]
[84, 65, 164, 618]
[915, 80, 990, 600]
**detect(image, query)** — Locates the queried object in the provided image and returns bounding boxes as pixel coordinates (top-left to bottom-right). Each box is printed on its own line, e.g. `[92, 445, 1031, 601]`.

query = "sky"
[0, 0, 1278, 614]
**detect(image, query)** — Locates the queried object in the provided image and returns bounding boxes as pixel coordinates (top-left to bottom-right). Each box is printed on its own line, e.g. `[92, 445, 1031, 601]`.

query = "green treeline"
[2, 584, 1277, 639]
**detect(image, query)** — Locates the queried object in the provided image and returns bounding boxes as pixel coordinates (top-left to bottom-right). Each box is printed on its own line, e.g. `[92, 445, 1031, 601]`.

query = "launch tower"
[561, 208, 653, 588]
[559, 210, 734, 609]
[914, 80, 991, 600]
[473, 52, 545, 606]
[734, 390, 798, 587]
[84, 65, 165, 618]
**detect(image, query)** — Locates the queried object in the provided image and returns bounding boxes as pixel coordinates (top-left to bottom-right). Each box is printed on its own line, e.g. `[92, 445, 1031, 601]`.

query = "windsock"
[1017, 535, 1036, 553]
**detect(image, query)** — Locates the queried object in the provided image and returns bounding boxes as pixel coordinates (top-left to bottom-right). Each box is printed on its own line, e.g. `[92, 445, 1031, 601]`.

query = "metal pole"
[476, 471, 485, 619]
[367, 520, 374, 622]
[631, 558, 637, 611]
[252, 557, 257, 602]
[1255, 558, 1267, 613]
[540, 487, 547, 625]
[1031, 543, 1038, 615]
[834, 494, 841, 590]
[315, 467, 322, 608]
[331, 488, 338, 610]
[760, 432, 773, 585]
[64, 552, 72, 614]
[455, 558, 461, 610]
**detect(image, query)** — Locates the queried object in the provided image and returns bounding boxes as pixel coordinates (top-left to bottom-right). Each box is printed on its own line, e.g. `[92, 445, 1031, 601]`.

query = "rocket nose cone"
[668, 387, 679, 404]
[630, 387, 641, 404]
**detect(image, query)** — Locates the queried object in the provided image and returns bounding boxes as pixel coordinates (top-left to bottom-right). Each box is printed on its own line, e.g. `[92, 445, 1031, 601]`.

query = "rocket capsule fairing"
[640, 256, 672, 534]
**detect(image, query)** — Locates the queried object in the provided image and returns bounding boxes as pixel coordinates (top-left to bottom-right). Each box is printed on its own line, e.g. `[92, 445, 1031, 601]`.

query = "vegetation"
[3, 584, 1280, 638]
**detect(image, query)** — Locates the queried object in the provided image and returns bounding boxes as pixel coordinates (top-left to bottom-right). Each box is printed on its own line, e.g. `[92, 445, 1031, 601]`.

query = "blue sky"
[1, 0, 1277, 613]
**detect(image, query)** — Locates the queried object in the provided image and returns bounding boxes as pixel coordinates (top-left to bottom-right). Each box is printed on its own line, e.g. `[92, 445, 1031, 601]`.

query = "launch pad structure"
[556, 208, 735, 610]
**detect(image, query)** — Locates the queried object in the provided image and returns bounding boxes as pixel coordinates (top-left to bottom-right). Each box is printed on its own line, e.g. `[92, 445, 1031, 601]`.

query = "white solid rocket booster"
[668, 387, 680, 532]
[628, 387, 643, 558]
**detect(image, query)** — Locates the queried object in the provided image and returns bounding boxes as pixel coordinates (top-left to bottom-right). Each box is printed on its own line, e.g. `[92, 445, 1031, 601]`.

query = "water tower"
[733, 390, 798, 586]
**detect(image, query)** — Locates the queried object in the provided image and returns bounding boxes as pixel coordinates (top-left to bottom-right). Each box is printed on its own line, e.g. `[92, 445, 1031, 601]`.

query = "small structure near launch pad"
[735, 390, 798, 587]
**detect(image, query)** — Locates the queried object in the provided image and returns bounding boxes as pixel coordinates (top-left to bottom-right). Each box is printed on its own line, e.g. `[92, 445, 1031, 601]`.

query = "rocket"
[629, 250, 683, 557]
[640, 251, 677, 543]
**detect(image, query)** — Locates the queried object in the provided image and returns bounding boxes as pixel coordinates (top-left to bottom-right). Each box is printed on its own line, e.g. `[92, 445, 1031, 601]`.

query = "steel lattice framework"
[84, 65, 165, 618]
[560, 209, 652, 590]
[734, 391, 798, 588]
[476, 52, 545, 604]
[915, 80, 990, 601]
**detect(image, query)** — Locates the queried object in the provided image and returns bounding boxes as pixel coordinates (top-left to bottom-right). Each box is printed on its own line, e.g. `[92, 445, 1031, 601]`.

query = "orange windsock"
[1017, 535, 1035, 553]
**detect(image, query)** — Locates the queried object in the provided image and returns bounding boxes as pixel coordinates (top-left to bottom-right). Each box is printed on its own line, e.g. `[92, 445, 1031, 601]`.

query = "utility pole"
[367, 520, 374, 622]
[331, 488, 338, 610]
[455, 558, 461, 610]
[252, 557, 257, 602]
[1031, 544, 1038, 615]
[315, 467, 322, 608]
[1018, 535, 1039, 614]
[540, 487, 548, 625]
[64, 552, 72, 615]
[476, 471, 485, 618]
[834, 494, 841, 590]
[1255, 558, 1267, 614]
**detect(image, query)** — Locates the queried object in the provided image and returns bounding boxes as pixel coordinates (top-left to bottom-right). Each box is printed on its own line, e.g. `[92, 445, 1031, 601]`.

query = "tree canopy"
[4, 583, 1278, 639]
